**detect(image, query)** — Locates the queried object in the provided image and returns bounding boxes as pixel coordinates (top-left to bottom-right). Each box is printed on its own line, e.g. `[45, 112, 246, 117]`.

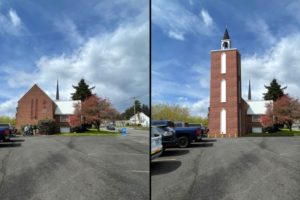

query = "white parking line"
[127, 170, 149, 173]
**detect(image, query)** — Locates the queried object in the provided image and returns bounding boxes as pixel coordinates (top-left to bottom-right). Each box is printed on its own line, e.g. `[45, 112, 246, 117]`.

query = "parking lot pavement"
[151, 137, 300, 200]
[0, 134, 149, 200]
[125, 128, 149, 145]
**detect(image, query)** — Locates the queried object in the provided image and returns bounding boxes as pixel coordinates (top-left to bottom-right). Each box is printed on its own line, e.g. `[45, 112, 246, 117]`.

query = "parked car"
[152, 120, 205, 148]
[106, 124, 116, 130]
[151, 126, 163, 160]
[188, 123, 209, 138]
[152, 125, 177, 150]
[0, 123, 11, 142]
[174, 121, 188, 127]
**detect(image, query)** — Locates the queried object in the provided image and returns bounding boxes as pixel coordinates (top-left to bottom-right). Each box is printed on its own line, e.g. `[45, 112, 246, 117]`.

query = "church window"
[221, 53, 226, 74]
[220, 108, 226, 134]
[35, 99, 38, 119]
[31, 99, 34, 119]
[221, 79, 226, 102]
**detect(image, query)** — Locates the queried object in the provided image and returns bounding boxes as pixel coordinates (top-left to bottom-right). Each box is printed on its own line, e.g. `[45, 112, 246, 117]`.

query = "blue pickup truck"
[152, 120, 208, 148]
[0, 123, 11, 142]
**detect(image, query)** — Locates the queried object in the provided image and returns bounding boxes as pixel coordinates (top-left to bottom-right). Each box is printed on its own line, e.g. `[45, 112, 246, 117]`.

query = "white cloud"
[191, 64, 210, 89]
[200, 9, 213, 27]
[54, 18, 84, 45]
[0, 8, 23, 35]
[152, 0, 216, 40]
[180, 98, 209, 117]
[152, 59, 210, 115]
[0, 98, 18, 117]
[242, 33, 300, 101]
[168, 30, 185, 41]
[8, 9, 21, 27]
[246, 18, 275, 45]
[1, 17, 149, 115]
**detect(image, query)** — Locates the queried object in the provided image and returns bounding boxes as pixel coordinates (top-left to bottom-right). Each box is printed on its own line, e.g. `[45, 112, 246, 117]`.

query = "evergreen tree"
[71, 79, 95, 101]
[141, 104, 150, 116]
[134, 100, 142, 113]
[120, 101, 149, 120]
[263, 79, 287, 101]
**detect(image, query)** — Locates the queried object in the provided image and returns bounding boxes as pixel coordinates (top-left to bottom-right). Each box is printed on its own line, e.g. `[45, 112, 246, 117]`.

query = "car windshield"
[161, 126, 174, 132]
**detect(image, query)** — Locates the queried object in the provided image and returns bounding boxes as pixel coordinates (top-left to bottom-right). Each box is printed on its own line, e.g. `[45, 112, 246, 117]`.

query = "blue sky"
[0, 0, 149, 117]
[152, 0, 300, 117]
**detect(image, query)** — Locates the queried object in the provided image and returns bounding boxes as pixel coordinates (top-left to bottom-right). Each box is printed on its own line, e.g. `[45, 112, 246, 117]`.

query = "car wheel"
[177, 136, 190, 148]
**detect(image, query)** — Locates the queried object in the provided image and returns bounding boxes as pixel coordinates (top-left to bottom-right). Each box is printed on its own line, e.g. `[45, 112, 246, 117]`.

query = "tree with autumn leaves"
[261, 94, 300, 131]
[73, 94, 119, 131]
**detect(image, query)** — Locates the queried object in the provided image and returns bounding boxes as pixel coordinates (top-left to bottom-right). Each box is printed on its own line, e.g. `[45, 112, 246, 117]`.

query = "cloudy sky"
[152, 0, 300, 117]
[0, 0, 149, 117]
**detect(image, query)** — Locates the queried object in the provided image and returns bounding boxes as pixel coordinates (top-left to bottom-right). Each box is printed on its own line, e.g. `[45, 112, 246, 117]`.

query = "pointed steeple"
[248, 80, 252, 100]
[221, 27, 231, 49]
[56, 79, 59, 100]
[223, 28, 230, 40]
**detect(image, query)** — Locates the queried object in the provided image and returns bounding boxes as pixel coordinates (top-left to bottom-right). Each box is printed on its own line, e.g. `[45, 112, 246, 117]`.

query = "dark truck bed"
[152, 120, 203, 148]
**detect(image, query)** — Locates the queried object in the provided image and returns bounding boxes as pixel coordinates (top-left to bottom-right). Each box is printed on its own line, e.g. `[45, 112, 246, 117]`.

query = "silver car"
[151, 126, 163, 160]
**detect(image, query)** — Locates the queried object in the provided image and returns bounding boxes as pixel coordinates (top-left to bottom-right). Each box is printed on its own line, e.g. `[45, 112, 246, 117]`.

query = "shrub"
[71, 125, 86, 133]
[38, 119, 56, 135]
[263, 125, 279, 133]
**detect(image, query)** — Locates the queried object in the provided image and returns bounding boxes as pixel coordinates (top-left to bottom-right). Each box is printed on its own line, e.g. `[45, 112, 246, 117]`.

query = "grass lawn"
[55, 128, 120, 136]
[244, 129, 300, 137]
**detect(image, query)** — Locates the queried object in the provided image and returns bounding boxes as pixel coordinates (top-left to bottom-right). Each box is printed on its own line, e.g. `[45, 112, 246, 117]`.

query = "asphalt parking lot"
[151, 137, 300, 200]
[0, 129, 149, 200]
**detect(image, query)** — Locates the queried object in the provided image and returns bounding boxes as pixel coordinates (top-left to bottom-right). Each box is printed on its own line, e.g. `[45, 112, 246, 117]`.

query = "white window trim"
[60, 115, 69, 122]
[252, 115, 260, 122]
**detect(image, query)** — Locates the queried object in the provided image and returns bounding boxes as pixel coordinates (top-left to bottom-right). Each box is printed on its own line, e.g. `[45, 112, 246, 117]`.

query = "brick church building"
[208, 29, 272, 137]
[15, 82, 80, 133]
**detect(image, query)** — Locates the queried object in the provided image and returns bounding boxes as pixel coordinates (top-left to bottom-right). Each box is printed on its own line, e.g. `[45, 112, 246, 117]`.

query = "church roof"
[18, 84, 53, 103]
[246, 100, 272, 115]
[223, 28, 230, 40]
[54, 100, 81, 115]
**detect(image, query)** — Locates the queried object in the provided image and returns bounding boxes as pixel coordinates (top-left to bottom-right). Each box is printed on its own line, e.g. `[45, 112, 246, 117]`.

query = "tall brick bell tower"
[208, 28, 243, 137]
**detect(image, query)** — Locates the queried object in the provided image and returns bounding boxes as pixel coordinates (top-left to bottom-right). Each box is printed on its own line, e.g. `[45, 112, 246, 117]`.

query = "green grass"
[244, 129, 300, 137]
[55, 129, 120, 136]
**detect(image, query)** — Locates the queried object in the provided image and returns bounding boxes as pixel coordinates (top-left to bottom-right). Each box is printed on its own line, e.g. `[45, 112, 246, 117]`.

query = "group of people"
[23, 125, 34, 136]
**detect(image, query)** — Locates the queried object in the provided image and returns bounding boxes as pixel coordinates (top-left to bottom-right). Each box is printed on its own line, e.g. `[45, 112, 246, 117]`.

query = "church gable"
[18, 84, 54, 104]
[16, 84, 56, 130]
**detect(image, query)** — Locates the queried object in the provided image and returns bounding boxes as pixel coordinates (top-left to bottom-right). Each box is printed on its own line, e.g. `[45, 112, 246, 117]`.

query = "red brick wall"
[208, 49, 242, 137]
[16, 85, 55, 131]
[246, 115, 264, 133]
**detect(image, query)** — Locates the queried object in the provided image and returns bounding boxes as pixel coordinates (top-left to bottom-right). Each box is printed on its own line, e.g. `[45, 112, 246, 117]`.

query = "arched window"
[221, 79, 226, 102]
[221, 53, 226, 74]
[220, 108, 226, 134]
